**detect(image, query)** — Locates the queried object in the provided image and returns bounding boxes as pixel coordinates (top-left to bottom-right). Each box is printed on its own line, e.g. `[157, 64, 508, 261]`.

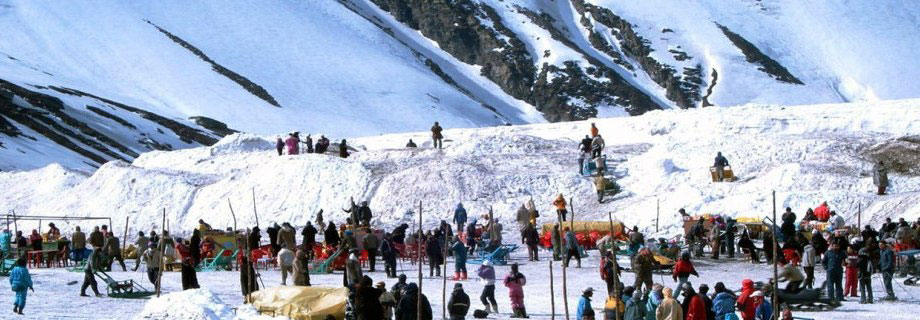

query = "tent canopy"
[251, 286, 346, 320]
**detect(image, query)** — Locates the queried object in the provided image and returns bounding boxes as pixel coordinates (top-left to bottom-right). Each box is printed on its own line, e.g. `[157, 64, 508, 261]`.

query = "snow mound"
[134, 289, 245, 320]
[210, 133, 275, 155]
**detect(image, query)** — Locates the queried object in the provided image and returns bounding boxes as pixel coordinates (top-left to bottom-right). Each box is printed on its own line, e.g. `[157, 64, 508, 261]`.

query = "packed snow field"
[2, 100, 920, 318]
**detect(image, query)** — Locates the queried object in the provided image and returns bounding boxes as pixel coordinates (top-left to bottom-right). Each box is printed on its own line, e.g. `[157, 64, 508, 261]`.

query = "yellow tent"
[251, 286, 347, 320]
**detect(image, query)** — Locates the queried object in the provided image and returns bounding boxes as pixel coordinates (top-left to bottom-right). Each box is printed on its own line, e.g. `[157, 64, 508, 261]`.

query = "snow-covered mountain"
[2, 0, 919, 171]
[3, 99, 919, 237]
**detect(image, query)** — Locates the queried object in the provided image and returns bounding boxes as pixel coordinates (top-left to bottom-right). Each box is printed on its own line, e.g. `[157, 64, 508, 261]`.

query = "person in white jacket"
[802, 242, 817, 289]
[277, 248, 295, 285]
[829, 211, 846, 231]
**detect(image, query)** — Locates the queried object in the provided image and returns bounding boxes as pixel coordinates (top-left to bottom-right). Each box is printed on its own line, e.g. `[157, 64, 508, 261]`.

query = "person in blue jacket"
[9, 258, 33, 315]
[0, 229, 11, 258]
[453, 203, 467, 233]
[576, 287, 595, 320]
[451, 236, 468, 281]
[711, 282, 737, 319]
[822, 243, 845, 302]
[879, 240, 897, 301]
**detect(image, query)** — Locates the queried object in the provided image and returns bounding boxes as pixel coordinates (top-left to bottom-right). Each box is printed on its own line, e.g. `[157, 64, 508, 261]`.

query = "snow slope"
[3, 0, 919, 172]
[0, 0, 532, 171]
[2, 99, 919, 240]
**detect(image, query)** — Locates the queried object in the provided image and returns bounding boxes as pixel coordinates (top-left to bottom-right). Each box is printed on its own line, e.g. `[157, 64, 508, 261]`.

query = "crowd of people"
[272, 121, 447, 159]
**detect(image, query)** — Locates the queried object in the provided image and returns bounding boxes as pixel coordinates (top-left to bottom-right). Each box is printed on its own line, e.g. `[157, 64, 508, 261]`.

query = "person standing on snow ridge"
[552, 194, 568, 222]
[453, 203, 467, 233]
[713, 152, 729, 182]
[285, 132, 301, 155]
[339, 139, 350, 158]
[275, 137, 284, 156]
[591, 134, 605, 158]
[873, 161, 889, 195]
[304, 134, 314, 154]
[431, 121, 444, 149]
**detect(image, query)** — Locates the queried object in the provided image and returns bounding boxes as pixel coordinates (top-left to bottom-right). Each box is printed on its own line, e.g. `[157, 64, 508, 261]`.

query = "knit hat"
[455, 283, 463, 289]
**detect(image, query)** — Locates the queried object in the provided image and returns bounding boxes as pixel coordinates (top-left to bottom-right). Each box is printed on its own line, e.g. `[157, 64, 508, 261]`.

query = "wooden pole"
[156, 209, 166, 297]
[442, 221, 448, 319]
[251, 188, 260, 228]
[11, 209, 17, 237]
[228, 199, 237, 231]
[608, 211, 621, 320]
[417, 201, 423, 320]
[772, 191, 778, 320]
[858, 202, 861, 230]
[656, 198, 660, 233]
[122, 215, 130, 258]
[561, 203, 570, 320]
[244, 229, 253, 304]
[549, 259, 556, 320]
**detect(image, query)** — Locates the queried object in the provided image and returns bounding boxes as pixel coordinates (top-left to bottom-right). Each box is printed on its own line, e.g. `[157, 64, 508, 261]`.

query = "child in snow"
[9, 258, 33, 315]
[503, 263, 527, 318]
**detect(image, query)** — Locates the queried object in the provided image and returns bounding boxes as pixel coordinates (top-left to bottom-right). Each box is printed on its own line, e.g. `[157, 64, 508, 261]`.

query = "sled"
[95, 270, 155, 299]
[198, 249, 238, 272]
[583, 155, 611, 177]
[710, 166, 736, 182]
[769, 281, 840, 312]
[897, 249, 920, 284]
[309, 247, 344, 274]
[469, 244, 518, 266]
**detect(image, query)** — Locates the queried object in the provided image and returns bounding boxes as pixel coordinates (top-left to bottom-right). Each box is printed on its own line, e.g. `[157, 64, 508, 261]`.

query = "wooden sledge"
[710, 166, 736, 182]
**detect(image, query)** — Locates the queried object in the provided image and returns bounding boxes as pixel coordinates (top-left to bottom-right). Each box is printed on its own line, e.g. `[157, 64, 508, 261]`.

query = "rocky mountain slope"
[1, 0, 918, 171]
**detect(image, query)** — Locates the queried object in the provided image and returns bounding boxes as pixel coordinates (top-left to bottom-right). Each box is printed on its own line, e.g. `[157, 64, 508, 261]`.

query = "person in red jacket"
[673, 251, 699, 298]
[844, 247, 859, 297]
[680, 283, 708, 320]
[736, 279, 756, 320]
[814, 202, 830, 222]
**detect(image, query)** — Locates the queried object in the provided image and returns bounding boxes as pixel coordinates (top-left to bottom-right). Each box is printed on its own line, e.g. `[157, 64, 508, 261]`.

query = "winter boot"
[483, 304, 492, 314]
[461, 271, 468, 280]
[520, 306, 529, 318]
[451, 272, 461, 281]
[436, 268, 441, 277]
[491, 303, 498, 314]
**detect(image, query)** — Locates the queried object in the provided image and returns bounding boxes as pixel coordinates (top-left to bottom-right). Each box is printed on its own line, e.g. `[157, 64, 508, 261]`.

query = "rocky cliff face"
[370, 0, 663, 120]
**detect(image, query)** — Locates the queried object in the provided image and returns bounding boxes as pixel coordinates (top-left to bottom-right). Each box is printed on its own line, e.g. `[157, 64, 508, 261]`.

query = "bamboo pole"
[122, 215, 129, 259]
[228, 199, 237, 231]
[417, 200, 423, 320]
[251, 188, 260, 228]
[772, 191, 778, 320]
[156, 209, 166, 297]
[562, 201, 570, 320]
[549, 259, 556, 320]
[608, 211, 621, 320]
[858, 202, 861, 230]
[442, 220, 448, 319]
